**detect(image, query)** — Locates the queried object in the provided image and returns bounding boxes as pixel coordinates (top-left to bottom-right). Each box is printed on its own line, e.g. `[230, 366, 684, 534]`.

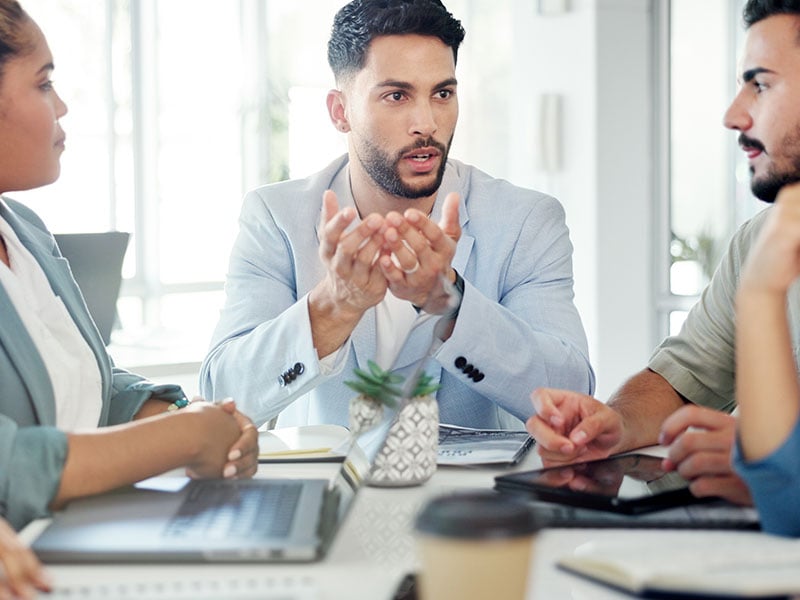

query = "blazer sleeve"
[106, 367, 189, 426]
[435, 194, 594, 422]
[0, 417, 67, 530]
[199, 191, 334, 427]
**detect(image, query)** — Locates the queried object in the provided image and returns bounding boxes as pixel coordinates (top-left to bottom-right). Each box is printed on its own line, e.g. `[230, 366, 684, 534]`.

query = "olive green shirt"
[648, 206, 800, 412]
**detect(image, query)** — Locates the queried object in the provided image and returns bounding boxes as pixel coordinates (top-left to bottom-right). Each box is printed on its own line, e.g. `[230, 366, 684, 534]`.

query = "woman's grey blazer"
[0, 198, 169, 530]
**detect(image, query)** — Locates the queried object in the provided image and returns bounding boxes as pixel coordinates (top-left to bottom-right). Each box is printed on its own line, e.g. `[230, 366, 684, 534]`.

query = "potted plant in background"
[345, 361, 440, 486]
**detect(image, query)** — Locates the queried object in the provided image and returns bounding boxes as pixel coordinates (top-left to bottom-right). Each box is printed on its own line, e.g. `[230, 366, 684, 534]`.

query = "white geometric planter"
[367, 395, 439, 487]
[349, 394, 385, 435]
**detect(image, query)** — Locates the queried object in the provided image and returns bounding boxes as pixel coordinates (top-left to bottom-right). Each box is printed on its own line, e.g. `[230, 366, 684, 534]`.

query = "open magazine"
[437, 424, 533, 466]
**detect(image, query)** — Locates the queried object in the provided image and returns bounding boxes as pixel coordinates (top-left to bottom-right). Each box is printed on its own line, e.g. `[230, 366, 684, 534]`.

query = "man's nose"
[723, 91, 752, 131]
[409, 100, 437, 137]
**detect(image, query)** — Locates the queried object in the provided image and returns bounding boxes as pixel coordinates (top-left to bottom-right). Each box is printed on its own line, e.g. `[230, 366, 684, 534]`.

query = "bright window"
[661, 0, 763, 336]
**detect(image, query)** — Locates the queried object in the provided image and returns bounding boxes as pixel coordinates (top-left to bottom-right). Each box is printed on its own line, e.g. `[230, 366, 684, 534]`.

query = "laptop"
[54, 232, 130, 346]
[32, 420, 391, 563]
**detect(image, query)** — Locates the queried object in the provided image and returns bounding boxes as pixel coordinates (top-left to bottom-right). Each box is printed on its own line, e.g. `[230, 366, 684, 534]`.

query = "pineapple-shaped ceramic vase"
[345, 361, 440, 487]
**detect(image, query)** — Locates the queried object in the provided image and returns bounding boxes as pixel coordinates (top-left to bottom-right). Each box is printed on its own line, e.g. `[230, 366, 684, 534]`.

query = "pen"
[258, 447, 333, 458]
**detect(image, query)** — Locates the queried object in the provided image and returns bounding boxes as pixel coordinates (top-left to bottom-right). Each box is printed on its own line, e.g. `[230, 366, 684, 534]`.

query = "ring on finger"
[403, 262, 420, 275]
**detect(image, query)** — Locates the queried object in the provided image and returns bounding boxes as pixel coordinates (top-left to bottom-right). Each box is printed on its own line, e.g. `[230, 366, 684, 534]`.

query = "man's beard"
[743, 130, 800, 203]
[355, 135, 452, 199]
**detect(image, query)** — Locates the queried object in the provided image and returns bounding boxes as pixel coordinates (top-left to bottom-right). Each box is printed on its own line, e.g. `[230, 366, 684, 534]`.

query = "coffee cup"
[414, 490, 540, 600]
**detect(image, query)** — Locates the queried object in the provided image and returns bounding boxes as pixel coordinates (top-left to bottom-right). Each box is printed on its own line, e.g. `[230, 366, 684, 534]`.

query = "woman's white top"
[0, 210, 102, 430]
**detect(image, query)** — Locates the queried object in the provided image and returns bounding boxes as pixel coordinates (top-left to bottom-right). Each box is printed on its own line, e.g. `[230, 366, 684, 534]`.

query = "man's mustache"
[739, 133, 766, 154]
[397, 138, 447, 157]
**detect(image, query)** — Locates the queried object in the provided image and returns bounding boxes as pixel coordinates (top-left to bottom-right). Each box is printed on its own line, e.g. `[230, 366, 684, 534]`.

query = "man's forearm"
[607, 368, 686, 452]
[307, 282, 365, 358]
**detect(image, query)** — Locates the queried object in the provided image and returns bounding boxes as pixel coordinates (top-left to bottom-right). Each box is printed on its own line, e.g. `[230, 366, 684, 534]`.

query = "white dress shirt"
[0, 211, 102, 430]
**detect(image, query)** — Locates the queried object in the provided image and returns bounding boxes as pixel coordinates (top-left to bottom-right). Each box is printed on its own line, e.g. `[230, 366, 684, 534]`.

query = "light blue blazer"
[0, 198, 175, 530]
[200, 156, 594, 430]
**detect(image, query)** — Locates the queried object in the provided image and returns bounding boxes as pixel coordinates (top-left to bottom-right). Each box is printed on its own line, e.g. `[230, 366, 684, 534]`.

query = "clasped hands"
[317, 189, 461, 316]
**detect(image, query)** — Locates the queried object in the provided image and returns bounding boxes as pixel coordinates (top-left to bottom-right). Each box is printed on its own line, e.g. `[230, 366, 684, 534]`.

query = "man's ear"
[327, 89, 350, 133]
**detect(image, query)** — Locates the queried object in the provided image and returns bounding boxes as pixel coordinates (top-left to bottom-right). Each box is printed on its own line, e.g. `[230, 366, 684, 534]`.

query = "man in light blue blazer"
[200, 0, 594, 430]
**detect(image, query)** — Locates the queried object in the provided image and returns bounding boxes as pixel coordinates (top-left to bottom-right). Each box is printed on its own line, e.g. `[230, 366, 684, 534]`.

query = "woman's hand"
[180, 402, 244, 479]
[214, 398, 259, 479]
[0, 518, 51, 599]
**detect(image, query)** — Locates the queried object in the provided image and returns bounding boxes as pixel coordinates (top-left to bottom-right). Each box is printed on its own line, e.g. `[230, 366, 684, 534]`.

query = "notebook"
[557, 530, 800, 598]
[31, 419, 392, 564]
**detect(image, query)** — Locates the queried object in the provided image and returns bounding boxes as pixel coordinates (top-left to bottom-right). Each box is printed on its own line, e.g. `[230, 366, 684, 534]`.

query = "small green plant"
[345, 360, 403, 408]
[345, 361, 442, 408]
[411, 371, 441, 398]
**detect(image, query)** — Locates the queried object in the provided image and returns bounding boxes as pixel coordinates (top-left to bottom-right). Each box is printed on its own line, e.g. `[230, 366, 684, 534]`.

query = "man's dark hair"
[327, 0, 465, 84]
[743, 0, 800, 27]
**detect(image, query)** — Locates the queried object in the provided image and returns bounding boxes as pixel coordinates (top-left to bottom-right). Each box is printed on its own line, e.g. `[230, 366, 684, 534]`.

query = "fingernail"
[571, 430, 588, 444]
[38, 569, 54, 591]
[550, 415, 564, 428]
[228, 449, 242, 461]
[560, 443, 573, 454]
[223, 464, 237, 478]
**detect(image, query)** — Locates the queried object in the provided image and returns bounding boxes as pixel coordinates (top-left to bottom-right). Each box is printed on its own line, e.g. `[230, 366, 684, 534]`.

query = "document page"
[437, 424, 533, 466]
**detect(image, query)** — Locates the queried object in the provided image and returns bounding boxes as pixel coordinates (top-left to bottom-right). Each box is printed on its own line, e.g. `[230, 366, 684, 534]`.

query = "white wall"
[505, 0, 655, 399]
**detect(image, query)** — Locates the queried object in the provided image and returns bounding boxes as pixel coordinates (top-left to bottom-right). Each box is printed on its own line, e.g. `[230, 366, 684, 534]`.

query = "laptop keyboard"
[46, 575, 319, 599]
[164, 480, 303, 540]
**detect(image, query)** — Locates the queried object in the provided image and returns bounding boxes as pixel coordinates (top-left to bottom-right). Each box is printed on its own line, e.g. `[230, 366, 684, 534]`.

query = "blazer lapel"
[0, 203, 112, 409]
[0, 285, 57, 423]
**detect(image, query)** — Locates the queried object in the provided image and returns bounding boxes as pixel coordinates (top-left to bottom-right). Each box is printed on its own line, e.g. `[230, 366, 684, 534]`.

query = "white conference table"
[22, 445, 702, 600]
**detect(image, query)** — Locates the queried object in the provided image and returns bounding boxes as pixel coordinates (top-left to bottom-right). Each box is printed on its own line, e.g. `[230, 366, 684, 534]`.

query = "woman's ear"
[326, 89, 350, 133]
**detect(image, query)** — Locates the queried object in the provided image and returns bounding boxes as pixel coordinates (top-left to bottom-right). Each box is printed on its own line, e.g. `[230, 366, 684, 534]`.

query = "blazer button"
[472, 372, 485, 383]
[293, 362, 305, 375]
[455, 356, 467, 369]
